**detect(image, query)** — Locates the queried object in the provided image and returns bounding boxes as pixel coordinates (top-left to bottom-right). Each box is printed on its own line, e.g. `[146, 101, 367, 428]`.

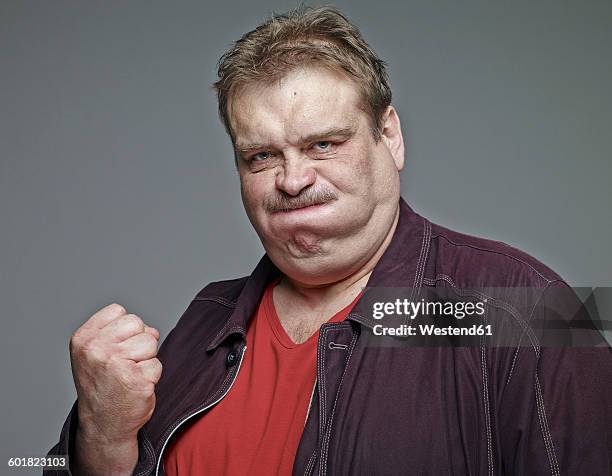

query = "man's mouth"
[278, 202, 325, 213]
[274, 201, 330, 213]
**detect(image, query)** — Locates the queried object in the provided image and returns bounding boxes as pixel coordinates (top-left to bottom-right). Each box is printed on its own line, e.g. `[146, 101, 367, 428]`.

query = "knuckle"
[70, 329, 94, 356]
[71, 326, 87, 344]
[143, 333, 158, 347]
[86, 342, 108, 364]
[69, 337, 81, 357]
[116, 364, 140, 390]
[117, 314, 144, 334]
[125, 314, 144, 329]
[69, 332, 81, 352]
[149, 358, 163, 375]
[107, 353, 125, 371]
[110, 303, 127, 315]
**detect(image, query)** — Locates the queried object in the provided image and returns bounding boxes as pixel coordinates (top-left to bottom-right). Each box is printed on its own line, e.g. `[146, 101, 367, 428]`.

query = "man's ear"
[380, 105, 405, 171]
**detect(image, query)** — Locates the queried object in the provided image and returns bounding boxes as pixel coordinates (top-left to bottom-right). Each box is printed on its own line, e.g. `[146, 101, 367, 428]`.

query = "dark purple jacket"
[47, 197, 612, 475]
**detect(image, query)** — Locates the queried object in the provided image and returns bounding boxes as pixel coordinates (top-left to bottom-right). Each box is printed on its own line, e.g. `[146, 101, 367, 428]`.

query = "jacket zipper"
[154, 344, 248, 476]
[304, 377, 317, 427]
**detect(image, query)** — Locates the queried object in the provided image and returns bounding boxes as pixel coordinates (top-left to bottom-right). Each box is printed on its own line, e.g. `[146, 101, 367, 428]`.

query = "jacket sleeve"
[497, 281, 612, 475]
[43, 398, 78, 475]
[44, 398, 156, 475]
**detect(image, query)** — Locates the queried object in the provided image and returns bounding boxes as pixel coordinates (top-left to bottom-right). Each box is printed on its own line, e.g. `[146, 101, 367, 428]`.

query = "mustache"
[264, 188, 338, 213]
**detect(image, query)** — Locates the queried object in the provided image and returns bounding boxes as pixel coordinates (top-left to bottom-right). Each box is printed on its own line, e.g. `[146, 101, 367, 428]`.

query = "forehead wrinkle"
[232, 67, 364, 150]
[233, 101, 288, 151]
[281, 98, 358, 146]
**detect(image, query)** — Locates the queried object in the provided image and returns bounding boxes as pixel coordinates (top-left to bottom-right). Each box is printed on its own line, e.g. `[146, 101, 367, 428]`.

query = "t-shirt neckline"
[262, 277, 362, 349]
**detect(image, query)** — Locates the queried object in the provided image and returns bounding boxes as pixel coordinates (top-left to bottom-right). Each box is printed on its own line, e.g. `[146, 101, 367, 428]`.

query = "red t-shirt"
[163, 279, 361, 475]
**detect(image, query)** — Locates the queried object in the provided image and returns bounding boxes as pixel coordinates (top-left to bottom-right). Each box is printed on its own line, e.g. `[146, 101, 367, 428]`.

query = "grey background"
[1, 0, 611, 471]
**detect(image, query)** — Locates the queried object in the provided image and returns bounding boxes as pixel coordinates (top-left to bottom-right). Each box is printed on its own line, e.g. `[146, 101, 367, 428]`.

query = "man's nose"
[275, 154, 316, 196]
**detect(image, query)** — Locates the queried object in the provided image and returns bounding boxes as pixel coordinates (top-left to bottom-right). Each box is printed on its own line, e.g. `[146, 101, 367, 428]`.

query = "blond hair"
[213, 5, 392, 141]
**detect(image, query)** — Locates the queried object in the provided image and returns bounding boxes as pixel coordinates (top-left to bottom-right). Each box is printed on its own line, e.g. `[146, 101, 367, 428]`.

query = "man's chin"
[287, 230, 325, 257]
[262, 229, 326, 260]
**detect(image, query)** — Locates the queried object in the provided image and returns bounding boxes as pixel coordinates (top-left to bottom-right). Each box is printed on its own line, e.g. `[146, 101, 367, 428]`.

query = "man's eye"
[251, 152, 270, 161]
[314, 141, 331, 150]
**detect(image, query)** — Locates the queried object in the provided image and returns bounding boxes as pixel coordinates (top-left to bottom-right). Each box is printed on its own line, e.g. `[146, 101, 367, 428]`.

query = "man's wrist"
[72, 424, 139, 475]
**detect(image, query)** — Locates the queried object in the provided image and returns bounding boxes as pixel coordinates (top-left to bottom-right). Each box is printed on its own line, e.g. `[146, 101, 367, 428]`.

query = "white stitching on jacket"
[535, 374, 560, 476]
[319, 328, 359, 476]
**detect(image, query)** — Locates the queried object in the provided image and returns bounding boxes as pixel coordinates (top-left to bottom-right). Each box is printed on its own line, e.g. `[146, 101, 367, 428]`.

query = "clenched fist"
[69, 303, 162, 475]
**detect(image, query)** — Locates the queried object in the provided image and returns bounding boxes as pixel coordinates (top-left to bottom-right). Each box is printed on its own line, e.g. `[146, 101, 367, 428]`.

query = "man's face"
[229, 66, 404, 286]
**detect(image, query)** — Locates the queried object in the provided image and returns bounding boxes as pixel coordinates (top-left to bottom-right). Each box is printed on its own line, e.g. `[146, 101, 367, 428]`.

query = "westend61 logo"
[371, 298, 491, 337]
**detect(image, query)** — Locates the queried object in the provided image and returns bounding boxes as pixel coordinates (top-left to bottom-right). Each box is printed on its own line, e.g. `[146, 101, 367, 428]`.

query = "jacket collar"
[207, 196, 430, 350]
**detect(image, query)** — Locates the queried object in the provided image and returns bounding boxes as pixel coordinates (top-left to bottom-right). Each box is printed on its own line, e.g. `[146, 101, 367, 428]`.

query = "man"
[47, 6, 611, 475]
